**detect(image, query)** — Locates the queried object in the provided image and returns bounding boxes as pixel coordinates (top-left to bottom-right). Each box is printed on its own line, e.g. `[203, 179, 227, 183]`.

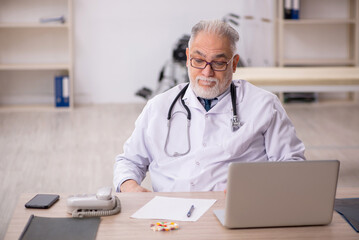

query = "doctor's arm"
[114, 145, 152, 192]
[120, 179, 150, 192]
[113, 104, 153, 192]
[263, 97, 306, 161]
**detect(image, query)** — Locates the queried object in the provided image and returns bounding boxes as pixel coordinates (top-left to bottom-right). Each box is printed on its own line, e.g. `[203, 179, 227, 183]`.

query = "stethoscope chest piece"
[230, 83, 241, 132]
[231, 115, 241, 132]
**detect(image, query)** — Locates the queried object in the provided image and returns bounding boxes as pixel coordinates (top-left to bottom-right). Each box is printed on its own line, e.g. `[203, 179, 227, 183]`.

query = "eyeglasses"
[189, 56, 233, 71]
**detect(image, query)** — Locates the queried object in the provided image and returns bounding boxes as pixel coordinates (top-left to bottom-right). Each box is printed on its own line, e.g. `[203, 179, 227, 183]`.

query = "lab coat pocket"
[223, 121, 267, 161]
[222, 122, 259, 157]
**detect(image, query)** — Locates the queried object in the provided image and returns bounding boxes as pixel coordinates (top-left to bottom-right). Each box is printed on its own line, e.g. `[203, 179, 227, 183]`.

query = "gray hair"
[188, 19, 239, 54]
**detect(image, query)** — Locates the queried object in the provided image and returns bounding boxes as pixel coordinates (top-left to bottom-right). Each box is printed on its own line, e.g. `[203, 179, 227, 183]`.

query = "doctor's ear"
[232, 54, 240, 72]
[186, 48, 189, 67]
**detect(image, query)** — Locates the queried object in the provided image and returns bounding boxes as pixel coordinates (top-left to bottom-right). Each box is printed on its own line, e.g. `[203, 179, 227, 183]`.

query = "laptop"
[214, 160, 340, 228]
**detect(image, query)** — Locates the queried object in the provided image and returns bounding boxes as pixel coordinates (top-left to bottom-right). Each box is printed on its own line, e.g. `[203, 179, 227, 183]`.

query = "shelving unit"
[274, 0, 359, 103]
[277, 0, 358, 67]
[0, 0, 74, 110]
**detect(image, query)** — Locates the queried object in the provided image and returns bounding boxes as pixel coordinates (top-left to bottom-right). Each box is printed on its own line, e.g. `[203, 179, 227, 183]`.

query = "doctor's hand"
[120, 179, 151, 192]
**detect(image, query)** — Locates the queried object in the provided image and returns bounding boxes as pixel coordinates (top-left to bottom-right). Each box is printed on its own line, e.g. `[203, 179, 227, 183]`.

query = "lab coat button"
[203, 143, 207, 147]
[196, 161, 200, 166]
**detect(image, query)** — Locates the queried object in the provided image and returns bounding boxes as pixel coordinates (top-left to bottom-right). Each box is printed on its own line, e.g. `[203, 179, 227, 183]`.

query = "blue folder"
[55, 75, 70, 107]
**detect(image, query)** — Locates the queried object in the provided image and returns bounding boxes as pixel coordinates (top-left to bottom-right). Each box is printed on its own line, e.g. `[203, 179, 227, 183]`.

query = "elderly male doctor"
[114, 20, 305, 192]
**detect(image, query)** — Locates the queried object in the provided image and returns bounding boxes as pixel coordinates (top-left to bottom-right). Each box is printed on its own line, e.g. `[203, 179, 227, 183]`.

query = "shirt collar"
[182, 82, 232, 113]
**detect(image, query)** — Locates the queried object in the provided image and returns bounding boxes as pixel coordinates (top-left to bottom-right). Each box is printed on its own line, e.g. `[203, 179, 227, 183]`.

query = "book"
[55, 75, 70, 107]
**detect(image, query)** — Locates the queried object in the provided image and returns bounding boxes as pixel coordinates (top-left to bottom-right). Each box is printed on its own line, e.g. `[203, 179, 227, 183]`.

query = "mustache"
[195, 76, 219, 84]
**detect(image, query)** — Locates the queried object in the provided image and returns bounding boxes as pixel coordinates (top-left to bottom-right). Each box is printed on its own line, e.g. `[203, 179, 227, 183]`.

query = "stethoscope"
[164, 82, 240, 157]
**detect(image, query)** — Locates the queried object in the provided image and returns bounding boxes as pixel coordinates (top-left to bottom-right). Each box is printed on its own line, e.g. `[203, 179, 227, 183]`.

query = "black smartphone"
[25, 194, 60, 209]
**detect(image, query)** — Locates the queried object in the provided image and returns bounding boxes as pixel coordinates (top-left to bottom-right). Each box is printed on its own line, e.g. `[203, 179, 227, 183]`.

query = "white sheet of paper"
[131, 196, 217, 222]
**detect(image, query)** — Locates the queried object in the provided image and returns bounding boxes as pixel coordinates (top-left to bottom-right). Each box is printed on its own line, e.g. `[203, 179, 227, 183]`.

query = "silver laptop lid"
[222, 160, 340, 228]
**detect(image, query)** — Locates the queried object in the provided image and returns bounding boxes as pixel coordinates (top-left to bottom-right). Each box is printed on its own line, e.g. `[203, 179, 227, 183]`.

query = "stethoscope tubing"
[167, 84, 191, 120]
[164, 82, 238, 157]
[167, 82, 237, 121]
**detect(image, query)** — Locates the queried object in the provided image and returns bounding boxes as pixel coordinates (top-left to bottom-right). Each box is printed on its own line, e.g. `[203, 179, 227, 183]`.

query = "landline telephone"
[67, 187, 121, 218]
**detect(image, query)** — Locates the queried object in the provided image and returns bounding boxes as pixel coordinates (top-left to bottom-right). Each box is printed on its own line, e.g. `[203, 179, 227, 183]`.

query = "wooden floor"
[1, 102, 359, 239]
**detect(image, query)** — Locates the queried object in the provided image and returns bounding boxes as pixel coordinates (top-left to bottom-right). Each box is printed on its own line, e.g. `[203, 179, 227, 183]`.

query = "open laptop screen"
[214, 160, 340, 228]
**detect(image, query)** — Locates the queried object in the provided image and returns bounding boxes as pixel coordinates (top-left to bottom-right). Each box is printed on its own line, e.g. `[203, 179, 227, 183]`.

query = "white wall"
[74, 0, 244, 103]
[71, 0, 359, 105]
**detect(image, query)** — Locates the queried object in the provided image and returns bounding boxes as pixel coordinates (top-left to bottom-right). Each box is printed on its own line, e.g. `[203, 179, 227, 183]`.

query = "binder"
[55, 75, 70, 107]
[291, 0, 300, 19]
[284, 0, 292, 19]
[284, 0, 300, 20]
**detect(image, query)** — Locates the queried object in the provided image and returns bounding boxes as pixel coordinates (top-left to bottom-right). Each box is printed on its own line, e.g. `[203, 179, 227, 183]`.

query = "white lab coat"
[113, 80, 305, 192]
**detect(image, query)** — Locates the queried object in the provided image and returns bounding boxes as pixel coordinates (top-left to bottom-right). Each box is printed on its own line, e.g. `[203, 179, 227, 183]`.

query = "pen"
[187, 205, 195, 217]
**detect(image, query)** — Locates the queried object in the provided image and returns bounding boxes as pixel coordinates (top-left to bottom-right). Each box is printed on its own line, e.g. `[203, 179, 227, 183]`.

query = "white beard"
[190, 75, 231, 99]
[191, 76, 220, 99]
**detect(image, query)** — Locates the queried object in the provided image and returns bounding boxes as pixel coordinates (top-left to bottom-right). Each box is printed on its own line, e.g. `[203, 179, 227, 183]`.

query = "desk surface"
[5, 188, 359, 240]
[233, 67, 359, 86]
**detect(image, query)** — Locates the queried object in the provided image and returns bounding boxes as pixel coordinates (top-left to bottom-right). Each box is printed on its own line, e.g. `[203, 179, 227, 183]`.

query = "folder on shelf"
[284, 0, 292, 19]
[291, 0, 300, 19]
[55, 75, 70, 107]
[284, 0, 300, 20]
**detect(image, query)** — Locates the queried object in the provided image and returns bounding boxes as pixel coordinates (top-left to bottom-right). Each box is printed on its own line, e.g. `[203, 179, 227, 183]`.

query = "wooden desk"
[233, 67, 359, 101]
[5, 188, 359, 240]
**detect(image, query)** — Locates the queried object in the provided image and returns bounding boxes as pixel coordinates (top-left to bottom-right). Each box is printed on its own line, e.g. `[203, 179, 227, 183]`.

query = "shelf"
[0, 0, 74, 110]
[282, 58, 356, 66]
[277, 0, 358, 68]
[234, 67, 359, 86]
[0, 22, 69, 29]
[0, 104, 72, 112]
[283, 19, 356, 24]
[0, 63, 71, 70]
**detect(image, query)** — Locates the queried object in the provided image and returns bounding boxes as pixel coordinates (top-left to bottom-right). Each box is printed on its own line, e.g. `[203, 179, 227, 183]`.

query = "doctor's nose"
[201, 64, 215, 77]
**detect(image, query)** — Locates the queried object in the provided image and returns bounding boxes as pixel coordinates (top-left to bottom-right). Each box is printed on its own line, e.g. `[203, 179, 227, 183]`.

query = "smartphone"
[25, 194, 60, 209]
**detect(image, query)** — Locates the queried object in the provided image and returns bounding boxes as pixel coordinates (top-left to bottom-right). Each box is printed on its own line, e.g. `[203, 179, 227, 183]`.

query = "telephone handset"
[67, 187, 121, 218]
